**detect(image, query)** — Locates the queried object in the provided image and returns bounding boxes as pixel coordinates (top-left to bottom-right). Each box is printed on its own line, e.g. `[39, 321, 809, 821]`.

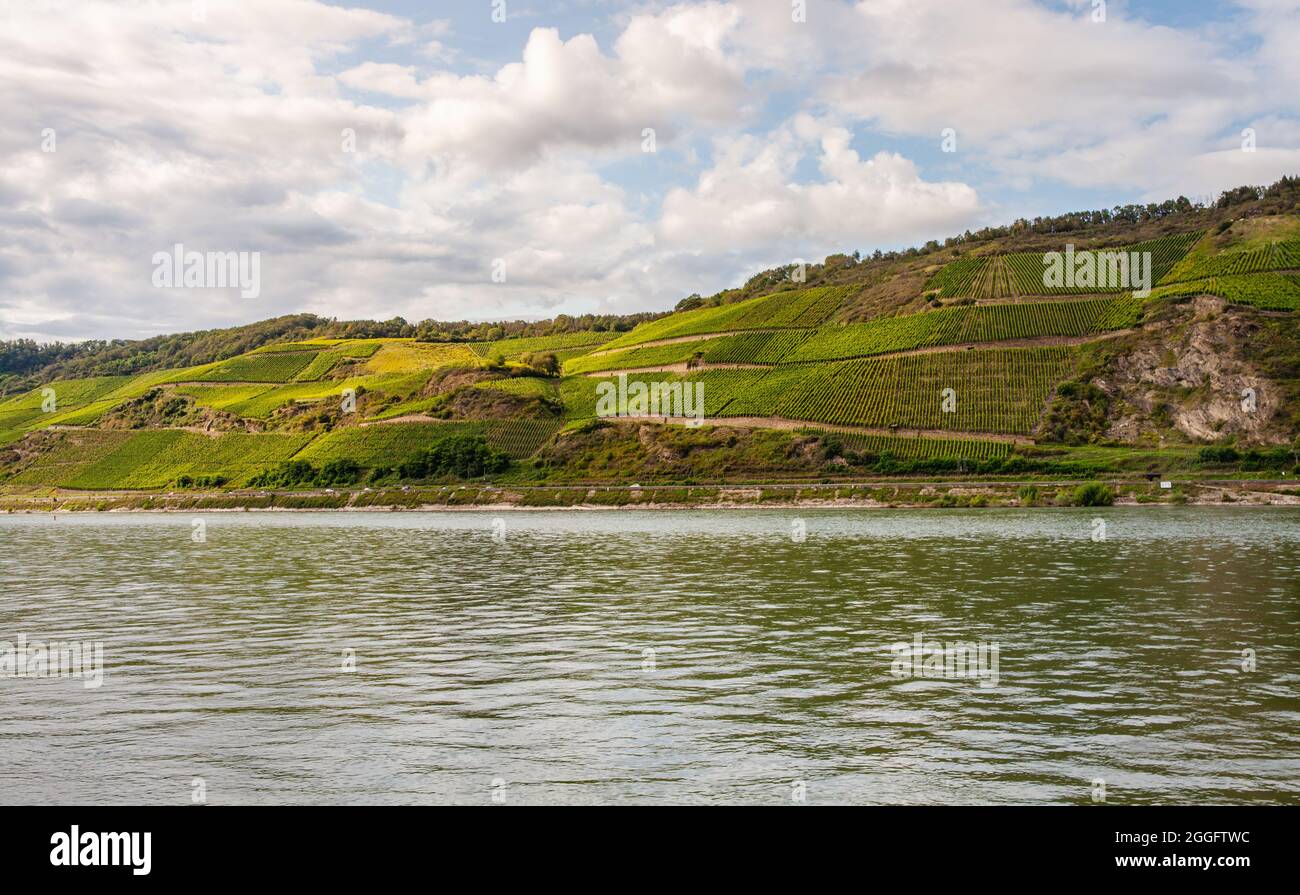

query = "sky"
[2, 0, 1299, 342]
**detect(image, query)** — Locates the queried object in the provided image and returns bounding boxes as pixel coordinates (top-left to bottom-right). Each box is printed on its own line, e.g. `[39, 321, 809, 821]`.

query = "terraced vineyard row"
[1162, 240, 1300, 282]
[365, 342, 478, 373]
[293, 351, 343, 381]
[687, 370, 764, 417]
[482, 419, 564, 457]
[574, 294, 1138, 373]
[471, 331, 617, 359]
[0, 377, 133, 445]
[219, 377, 375, 418]
[1133, 231, 1208, 280]
[473, 377, 560, 400]
[58, 430, 313, 489]
[716, 366, 816, 417]
[172, 383, 278, 412]
[334, 340, 385, 358]
[1148, 273, 1300, 310]
[5, 430, 136, 486]
[701, 331, 812, 364]
[296, 418, 561, 467]
[1005, 231, 1204, 296]
[923, 257, 988, 297]
[601, 286, 852, 351]
[568, 329, 819, 374]
[185, 351, 320, 383]
[809, 430, 1013, 461]
[558, 371, 745, 419]
[772, 347, 1077, 434]
[785, 296, 1138, 363]
[566, 339, 720, 375]
[296, 422, 489, 466]
[927, 232, 1202, 298]
[556, 345, 1075, 435]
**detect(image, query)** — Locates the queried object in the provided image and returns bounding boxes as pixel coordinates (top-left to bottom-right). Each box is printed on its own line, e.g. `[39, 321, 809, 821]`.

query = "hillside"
[3, 186, 1300, 503]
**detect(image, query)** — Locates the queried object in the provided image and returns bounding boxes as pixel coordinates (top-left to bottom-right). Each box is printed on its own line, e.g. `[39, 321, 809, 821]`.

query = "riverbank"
[3, 478, 1297, 512]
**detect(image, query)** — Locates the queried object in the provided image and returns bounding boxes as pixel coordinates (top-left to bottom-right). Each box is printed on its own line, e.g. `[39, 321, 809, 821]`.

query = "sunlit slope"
[4, 218, 1299, 491]
[922, 232, 1204, 299]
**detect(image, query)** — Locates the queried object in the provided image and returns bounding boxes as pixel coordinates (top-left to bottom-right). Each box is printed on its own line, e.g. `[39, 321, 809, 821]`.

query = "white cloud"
[660, 116, 980, 252]
[0, 0, 1295, 343]
[827, 0, 1246, 144]
[819, 0, 1299, 198]
[393, 5, 748, 174]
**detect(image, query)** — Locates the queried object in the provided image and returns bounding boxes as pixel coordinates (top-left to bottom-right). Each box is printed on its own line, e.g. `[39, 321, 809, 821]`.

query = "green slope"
[4, 215, 1299, 492]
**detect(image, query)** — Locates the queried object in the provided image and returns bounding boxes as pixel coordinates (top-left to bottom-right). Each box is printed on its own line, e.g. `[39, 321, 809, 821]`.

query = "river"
[1, 507, 1297, 804]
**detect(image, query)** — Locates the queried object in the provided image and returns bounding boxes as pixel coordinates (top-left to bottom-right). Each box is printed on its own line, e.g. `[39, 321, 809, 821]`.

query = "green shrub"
[1072, 482, 1114, 507]
[397, 434, 512, 480]
[1198, 446, 1240, 464]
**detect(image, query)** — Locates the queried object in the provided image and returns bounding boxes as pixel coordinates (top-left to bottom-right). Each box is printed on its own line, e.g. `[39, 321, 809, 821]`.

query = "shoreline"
[3, 479, 1296, 514]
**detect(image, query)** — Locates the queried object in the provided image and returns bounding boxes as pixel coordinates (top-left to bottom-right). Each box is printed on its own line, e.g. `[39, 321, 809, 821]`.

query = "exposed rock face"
[1097, 296, 1288, 445]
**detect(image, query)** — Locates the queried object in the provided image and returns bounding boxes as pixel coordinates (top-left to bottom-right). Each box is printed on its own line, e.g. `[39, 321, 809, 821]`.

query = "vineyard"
[714, 365, 818, 417]
[554, 343, 1077, 435]
[1147, 273, 1300, 311]
[784, 296, 1139, 363]
[53, 430, 313, 489]
[219, 377, 374, 418]
[600, 286, 853, 351]
[4, 430, 137, 486]
[701, 331, 812, 365]
[685, 369, 766, 417]
[1162, 239, 1300, 282]
[2, 206, 1297, 497]
[925, 232, 1203, 298]
[296, 422, 490, 467]
[364, 342, 478, 374]
[334, 340, 385, 358]
[296, 418, 561, 462]
[218, 372, 429, 419]
[292, 351, 343, 381]
[473, 377, 561, 400]
[567, 330, 824, 374]
[482, 419, 564, 457]
[471, 331, 617, 359]
[771, 347, 1078, 434]
[186, 351, 321, 383]
[806, 429, 1013, 461]
[923, 256, 990, 298]
[565, 338, 720, 375]
[0, 377, 132, 445]
[172, 383, 277, 411]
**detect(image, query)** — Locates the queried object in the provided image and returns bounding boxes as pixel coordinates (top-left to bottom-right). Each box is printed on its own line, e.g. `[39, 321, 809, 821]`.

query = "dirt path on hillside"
[162, 381, 274, 388]
[582, 362, 769, 377]
[359, 414, 443, 427]
[588, 329, 794, 355]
